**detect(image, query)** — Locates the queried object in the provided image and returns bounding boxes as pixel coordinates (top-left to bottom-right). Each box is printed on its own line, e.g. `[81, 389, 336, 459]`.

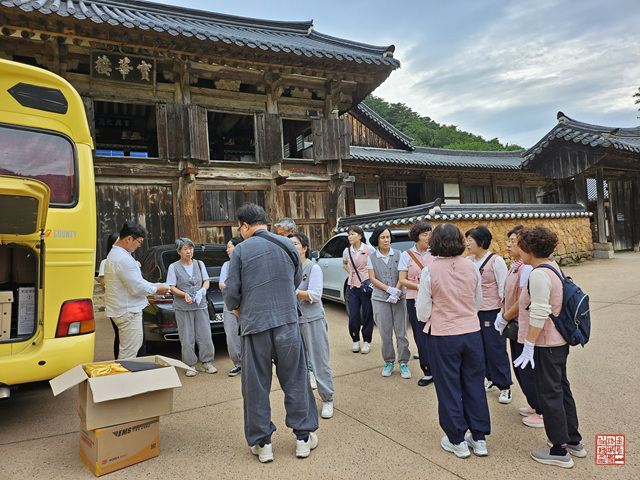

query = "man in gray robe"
[224, 203, 318, 463]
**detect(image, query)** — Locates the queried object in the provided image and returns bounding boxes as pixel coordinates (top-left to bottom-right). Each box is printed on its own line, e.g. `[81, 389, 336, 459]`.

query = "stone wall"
[393, 217, 593, 266]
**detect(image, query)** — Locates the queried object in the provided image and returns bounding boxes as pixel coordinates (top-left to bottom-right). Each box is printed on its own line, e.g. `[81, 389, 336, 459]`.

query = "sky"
[153, 0, 640, 149]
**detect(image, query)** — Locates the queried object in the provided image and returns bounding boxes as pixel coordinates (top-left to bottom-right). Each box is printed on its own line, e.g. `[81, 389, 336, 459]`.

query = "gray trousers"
[175, 308, 215, 367]
[241, 322, 319, 446]
[372, 299, 411, 364]
[299, 317, 334, 403]
[223, 309, 242, 367]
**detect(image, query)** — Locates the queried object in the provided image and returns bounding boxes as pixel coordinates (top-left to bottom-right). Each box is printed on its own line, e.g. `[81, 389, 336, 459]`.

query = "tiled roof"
[523, 112, 640, 164]
[335, 201, 590, 231]
[349, 145, 524, 169]
[351, 103, 414, 150]
[1, 0, 399, 67]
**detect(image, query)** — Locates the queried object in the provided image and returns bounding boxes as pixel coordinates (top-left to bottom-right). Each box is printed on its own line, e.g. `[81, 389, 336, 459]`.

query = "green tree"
[362, 96, 523, 151]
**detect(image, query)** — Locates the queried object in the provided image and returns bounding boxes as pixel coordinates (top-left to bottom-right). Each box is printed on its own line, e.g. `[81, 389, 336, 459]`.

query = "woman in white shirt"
[513, 226, 584, 468]
[367, 226, 410, 379]
[290, 232, 335, 419]
[494, 225, 541, 427]
[465, 226, 511, 404]
[167, 237, 217, 377]
[220, 237, 243, 377]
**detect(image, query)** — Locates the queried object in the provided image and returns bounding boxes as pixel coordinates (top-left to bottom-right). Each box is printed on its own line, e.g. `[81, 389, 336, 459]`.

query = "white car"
[312, 229, 413, 314]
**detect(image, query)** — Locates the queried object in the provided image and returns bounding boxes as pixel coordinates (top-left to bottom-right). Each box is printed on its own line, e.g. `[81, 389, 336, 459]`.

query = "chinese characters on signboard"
[91, 52, 156, 86]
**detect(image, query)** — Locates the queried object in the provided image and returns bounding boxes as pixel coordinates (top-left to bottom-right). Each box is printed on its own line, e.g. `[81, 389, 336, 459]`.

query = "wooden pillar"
[458, 175, 466, 203]
[490, 176, 498, 203]
[173, 61, 197, 241]
[574, 173, 588, 208]
[596, 168, 607, 243]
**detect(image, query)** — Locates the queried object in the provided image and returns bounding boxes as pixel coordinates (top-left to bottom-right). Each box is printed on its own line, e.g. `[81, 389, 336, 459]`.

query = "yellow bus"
[0, 59, 96, 397]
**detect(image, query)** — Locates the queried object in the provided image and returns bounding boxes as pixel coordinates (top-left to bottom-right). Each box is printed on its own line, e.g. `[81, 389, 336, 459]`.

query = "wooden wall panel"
[283, 189, 329, 250]
[95, 183, 176, 267]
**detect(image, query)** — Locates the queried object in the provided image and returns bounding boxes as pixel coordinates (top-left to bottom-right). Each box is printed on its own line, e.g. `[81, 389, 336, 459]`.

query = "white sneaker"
[440, 436, 470, 458]
[250, 443, 274, 463]
[464, 432, 488, 456]
[197, 361, 218, 374]
[185, 366, 197, 377]
[321, 401, 334, 419]
[484, 381, 498, 392]
[296, 432, 318, 458]
[352, 341, 360, 353]
[309, 371, 317, 390]
[360, 342, 371, 354]
[499, 389, 512, 404]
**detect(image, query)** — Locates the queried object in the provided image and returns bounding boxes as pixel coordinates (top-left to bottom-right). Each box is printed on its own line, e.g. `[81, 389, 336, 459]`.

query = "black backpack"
[528, 264, 591, 347]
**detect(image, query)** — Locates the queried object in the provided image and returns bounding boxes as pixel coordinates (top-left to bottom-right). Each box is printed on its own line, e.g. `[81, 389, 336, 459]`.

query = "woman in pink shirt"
[416, 223, 489, 459]
[494, 225, 541, 427]
[342, 225, 374, 354]
[514, 226, 584, 469]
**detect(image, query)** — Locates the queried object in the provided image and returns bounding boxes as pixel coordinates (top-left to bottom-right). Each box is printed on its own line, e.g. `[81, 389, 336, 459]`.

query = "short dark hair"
[236, 203, 268, 226]
[507, 225, 525, 238]
[230, 236, 243, 247]
[465, 225, 492, 249]
[288, 232, 311, 259]
[347, 225, 365, 243]
[369, 226, 391, 248]
[517, 226, 558, 258]
[119, 221, 147, 240]
[106, 232, 119, 252]
[429, 223, 466, 257]
[409, 221, 433, 242]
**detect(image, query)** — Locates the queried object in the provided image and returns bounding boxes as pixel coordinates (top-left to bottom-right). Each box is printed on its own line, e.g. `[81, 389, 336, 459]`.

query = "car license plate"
[213, 313, 224, 323]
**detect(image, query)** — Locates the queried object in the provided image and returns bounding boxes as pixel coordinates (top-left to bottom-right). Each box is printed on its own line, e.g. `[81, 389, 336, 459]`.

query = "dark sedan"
[139, 243, 228, 343]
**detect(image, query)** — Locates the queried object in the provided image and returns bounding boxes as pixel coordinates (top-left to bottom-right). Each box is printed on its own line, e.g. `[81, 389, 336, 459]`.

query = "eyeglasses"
[291, 241, 302, 246]
[133, 237, 144, 245]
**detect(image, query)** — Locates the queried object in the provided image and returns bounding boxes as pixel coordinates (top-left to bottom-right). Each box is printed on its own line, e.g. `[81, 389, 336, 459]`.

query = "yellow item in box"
[50, 355, 189, 430]
[83, 362, 130, 377]
[80, 417, 160, 476]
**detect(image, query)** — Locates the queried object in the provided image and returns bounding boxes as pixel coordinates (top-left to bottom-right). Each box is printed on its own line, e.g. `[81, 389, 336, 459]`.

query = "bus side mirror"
[311, 251, 320, 260]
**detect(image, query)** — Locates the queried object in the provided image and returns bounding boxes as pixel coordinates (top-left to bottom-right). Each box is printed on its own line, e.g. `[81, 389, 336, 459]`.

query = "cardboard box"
[50, 355, 189, 430]
[80, 417, 160, 476]
[16, 286, 35, 335]
[0, 290, 13, 340]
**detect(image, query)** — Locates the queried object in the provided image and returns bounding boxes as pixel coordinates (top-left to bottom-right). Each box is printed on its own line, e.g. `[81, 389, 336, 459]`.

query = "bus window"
[0, 125, 76, 206]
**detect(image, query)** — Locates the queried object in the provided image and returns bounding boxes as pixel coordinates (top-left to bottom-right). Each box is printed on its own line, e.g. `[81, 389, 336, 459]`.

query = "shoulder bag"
[348, 246, 373, 297]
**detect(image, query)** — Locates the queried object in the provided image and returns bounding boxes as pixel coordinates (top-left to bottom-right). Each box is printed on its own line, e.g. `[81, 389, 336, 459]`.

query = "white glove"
[194, 287, 206, 305]
[386, 294, 399, 304]
[514, 340, 535, 369]
[494, 313, 508, 334]
[386, 286, 402, 298]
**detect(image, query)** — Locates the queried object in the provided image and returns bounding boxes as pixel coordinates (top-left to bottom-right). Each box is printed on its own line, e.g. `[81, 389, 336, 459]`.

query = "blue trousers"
[348, 286, 374, 343]
[478, 309, 512, 389]
[407, 299, 430, 375]
[427, 332, 491, 444]
[510, 339, 541, 413]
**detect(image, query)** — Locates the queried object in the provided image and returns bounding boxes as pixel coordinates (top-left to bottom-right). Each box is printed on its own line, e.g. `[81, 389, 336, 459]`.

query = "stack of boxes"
[50, 355, 189, 476]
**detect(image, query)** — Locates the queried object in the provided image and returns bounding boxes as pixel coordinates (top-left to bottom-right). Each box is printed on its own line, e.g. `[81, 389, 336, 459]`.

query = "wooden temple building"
[522, 112, 640, 253]
[0, 0, 398, 261]
[2, 1, 636, 258]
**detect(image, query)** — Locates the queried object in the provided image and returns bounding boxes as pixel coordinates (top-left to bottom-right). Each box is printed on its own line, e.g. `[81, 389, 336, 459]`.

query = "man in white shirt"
[105, 221, 170, 359]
